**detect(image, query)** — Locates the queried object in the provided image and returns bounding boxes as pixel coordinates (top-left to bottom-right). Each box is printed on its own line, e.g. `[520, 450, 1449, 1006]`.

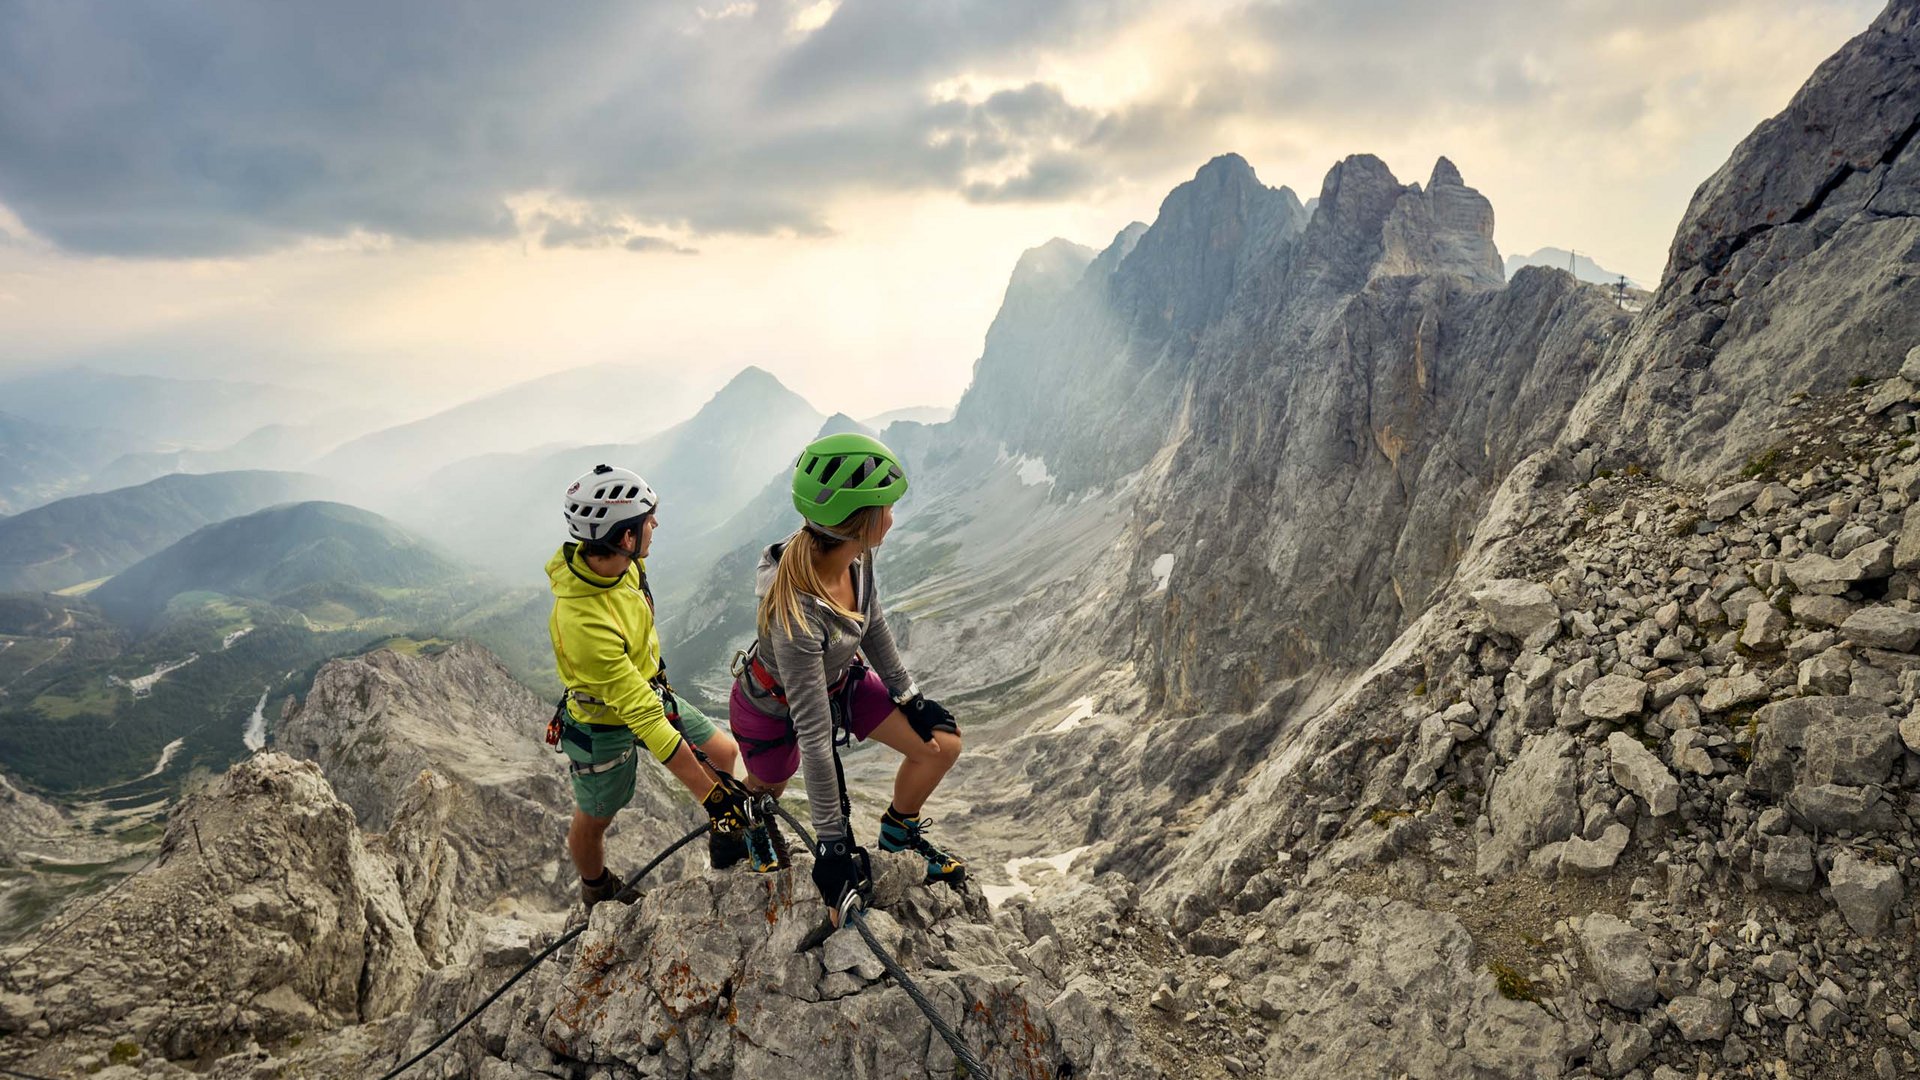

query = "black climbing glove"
[899, 694, 958, 741]
[703, 779, 751, 834]
[811, 837, 873, 918]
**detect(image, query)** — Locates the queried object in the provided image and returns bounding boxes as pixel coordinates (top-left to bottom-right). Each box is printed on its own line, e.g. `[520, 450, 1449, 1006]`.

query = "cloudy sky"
[0, 0, 1885, 422]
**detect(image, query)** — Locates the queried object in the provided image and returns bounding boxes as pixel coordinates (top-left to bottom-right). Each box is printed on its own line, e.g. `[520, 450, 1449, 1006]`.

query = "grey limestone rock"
[1668, 995, 1733, 1042]
[1562, 0, 1920, 485]
[1828, 850, 1904, 937]
[1580, 913, 1657, 1009]
[1477, 732, 1580, 876]
[1702, 672, 1768, 713]
[1742, 602, 1789, 651]
[1746, 696, 1885, 795]
[1843, 606, 1920, 651]
[1562, 823, 1631, 876]
[1582, 673, 1647, 721]
[0, 754, 431, 1062]
[1608, 732, 1681, 817]
[1706, 480, 1765, 520]
[1763, 834, 1817, 892]
[1473, 579, 1560, 646]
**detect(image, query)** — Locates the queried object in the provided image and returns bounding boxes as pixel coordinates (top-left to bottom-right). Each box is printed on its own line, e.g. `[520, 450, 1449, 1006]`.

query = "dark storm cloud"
[0, 0, 1132, 257]
[0, 0, 1875, 257]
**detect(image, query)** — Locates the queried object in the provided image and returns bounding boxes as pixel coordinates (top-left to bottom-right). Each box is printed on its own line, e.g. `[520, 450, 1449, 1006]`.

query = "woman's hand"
[899, 695, 958, 741]
[811, 837, 873, 925]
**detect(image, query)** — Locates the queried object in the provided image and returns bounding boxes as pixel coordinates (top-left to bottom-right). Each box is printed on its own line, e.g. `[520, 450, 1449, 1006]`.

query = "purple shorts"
[729, 670, 897, 784]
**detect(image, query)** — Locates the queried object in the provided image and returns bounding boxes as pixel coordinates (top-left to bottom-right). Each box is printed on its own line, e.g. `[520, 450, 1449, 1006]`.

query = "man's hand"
[703, 780, 751, 834]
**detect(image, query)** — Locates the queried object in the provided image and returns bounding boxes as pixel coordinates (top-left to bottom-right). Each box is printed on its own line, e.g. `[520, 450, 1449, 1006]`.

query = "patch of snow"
[1015, 456, 1054, 487]
[993, 443, 1056, 487]
[141, 738, 185, 780]
[222, 626, 254, 650]
[982, 845, 1092, 908]
[242, 686, 271, 752]
[1051, 696, 1097, 734]
[1150, 553, 1176, 592]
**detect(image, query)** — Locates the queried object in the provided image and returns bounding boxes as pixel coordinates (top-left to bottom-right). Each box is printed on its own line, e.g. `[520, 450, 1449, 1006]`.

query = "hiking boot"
[878, 807, 966, 884]
[581, 869, 633, 911]
[744, 815, 788, 873]
[709, 827, 749, 871]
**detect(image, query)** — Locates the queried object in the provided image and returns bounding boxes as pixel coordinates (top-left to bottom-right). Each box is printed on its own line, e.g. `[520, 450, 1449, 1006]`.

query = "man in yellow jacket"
[549, 464, 754, 909]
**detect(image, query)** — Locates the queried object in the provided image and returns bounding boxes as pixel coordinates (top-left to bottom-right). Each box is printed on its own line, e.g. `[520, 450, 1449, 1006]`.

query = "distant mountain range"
[1503, 246, 1644, 289]
[311, 361, 719, 487]
[0, 367, 378, 450]
[0, 410, 152, 514]
[0, 470, 335, 594]
[90, 501, 462, 630]
[398, 365, 828, 580]
[80, 423, 334, 494]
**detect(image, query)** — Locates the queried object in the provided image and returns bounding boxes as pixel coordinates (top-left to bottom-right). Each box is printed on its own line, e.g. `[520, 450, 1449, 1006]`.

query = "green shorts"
[563, 698, 722, 819]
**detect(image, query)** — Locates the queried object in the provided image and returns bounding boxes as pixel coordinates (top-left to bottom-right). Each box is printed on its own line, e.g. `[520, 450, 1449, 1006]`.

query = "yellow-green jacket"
[546, 543, 681, 763]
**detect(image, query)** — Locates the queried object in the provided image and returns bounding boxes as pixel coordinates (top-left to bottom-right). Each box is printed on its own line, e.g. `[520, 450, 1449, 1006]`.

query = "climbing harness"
[729, 644, 867, 756]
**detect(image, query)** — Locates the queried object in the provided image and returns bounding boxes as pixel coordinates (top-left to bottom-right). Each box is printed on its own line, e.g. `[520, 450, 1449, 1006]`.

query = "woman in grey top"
[728, 433, 964, 919]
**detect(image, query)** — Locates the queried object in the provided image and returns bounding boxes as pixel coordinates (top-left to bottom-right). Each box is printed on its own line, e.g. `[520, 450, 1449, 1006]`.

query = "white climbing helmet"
[563, 464, 658, 543]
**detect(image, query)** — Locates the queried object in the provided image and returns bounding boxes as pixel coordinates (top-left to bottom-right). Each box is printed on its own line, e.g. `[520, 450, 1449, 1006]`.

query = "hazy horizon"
[0, 0, 1884, 423]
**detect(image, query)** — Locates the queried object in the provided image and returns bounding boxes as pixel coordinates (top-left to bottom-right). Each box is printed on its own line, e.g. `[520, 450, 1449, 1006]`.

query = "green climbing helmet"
[791, 433, 909, 527]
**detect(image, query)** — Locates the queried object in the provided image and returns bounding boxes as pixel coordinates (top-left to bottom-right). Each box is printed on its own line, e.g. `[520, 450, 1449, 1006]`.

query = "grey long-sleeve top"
[738, 541, 915, 842]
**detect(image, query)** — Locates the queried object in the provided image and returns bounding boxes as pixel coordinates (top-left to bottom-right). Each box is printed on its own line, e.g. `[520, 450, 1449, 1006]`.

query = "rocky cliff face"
[0, 754, 449, 1071]
[1568, 0, 1920, 485]
[277, 642, 694, 909]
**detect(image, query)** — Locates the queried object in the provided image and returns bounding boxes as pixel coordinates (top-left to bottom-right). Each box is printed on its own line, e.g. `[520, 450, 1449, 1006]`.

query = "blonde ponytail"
[758, 507, 883, 639]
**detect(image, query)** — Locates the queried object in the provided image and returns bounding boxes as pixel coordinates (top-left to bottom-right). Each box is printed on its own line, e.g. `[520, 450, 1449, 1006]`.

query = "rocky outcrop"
[1146, 377, 1920, 1075]
[1568, 0, 1920, 484]
[277, 642, 694, 908]
[1373, 157, 1504, 287]
[0, 754, 440, 1068]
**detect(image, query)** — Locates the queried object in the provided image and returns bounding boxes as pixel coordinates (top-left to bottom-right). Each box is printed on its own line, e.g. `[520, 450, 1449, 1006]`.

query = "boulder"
[1761, 834, 1816, 893]
[1790, 594, 1856, 628]
[1608, 732, 1680, 817]
[1579, 914, 1657, 1009]
[1790, 783, 1879, 832]
[1746, 697, 1885, 795]
[1561, 824, 1630, 877]
[1473, 580, 1560, 646]
[1896, 505, 1920, 571]
[1705, 481, 1764, 520]
[1828, 851, 1903, 938]
[1841, 606, 1920, 652]
[1668, 995, 1733, 1042]
[1702, 672, 1768, 713]
[1803, 708, 1902, 787]
[1477, 733, 1579, 877]
[1741, 602, 1789, 651]
[1580, 674, 1647, 722]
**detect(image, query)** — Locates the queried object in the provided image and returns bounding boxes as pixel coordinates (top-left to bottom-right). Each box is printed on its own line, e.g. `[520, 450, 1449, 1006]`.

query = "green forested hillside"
[0, 471, 333, 593]
[89, 501, 464, 630]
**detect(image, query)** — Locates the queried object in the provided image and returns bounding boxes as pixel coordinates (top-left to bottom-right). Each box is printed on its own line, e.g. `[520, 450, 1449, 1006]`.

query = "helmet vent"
[849, 456, 877, 486]
[594, 506, 609, 518]
[803, 457, 819, 477]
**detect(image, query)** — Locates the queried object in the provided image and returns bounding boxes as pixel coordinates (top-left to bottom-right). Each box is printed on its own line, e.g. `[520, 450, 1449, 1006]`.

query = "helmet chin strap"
[803, 521, 858, 544]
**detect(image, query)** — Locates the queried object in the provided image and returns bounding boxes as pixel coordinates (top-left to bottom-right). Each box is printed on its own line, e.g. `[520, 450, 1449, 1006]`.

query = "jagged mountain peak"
[1009, 237, 1097, 289]
[1428, 155, 1465, 189]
